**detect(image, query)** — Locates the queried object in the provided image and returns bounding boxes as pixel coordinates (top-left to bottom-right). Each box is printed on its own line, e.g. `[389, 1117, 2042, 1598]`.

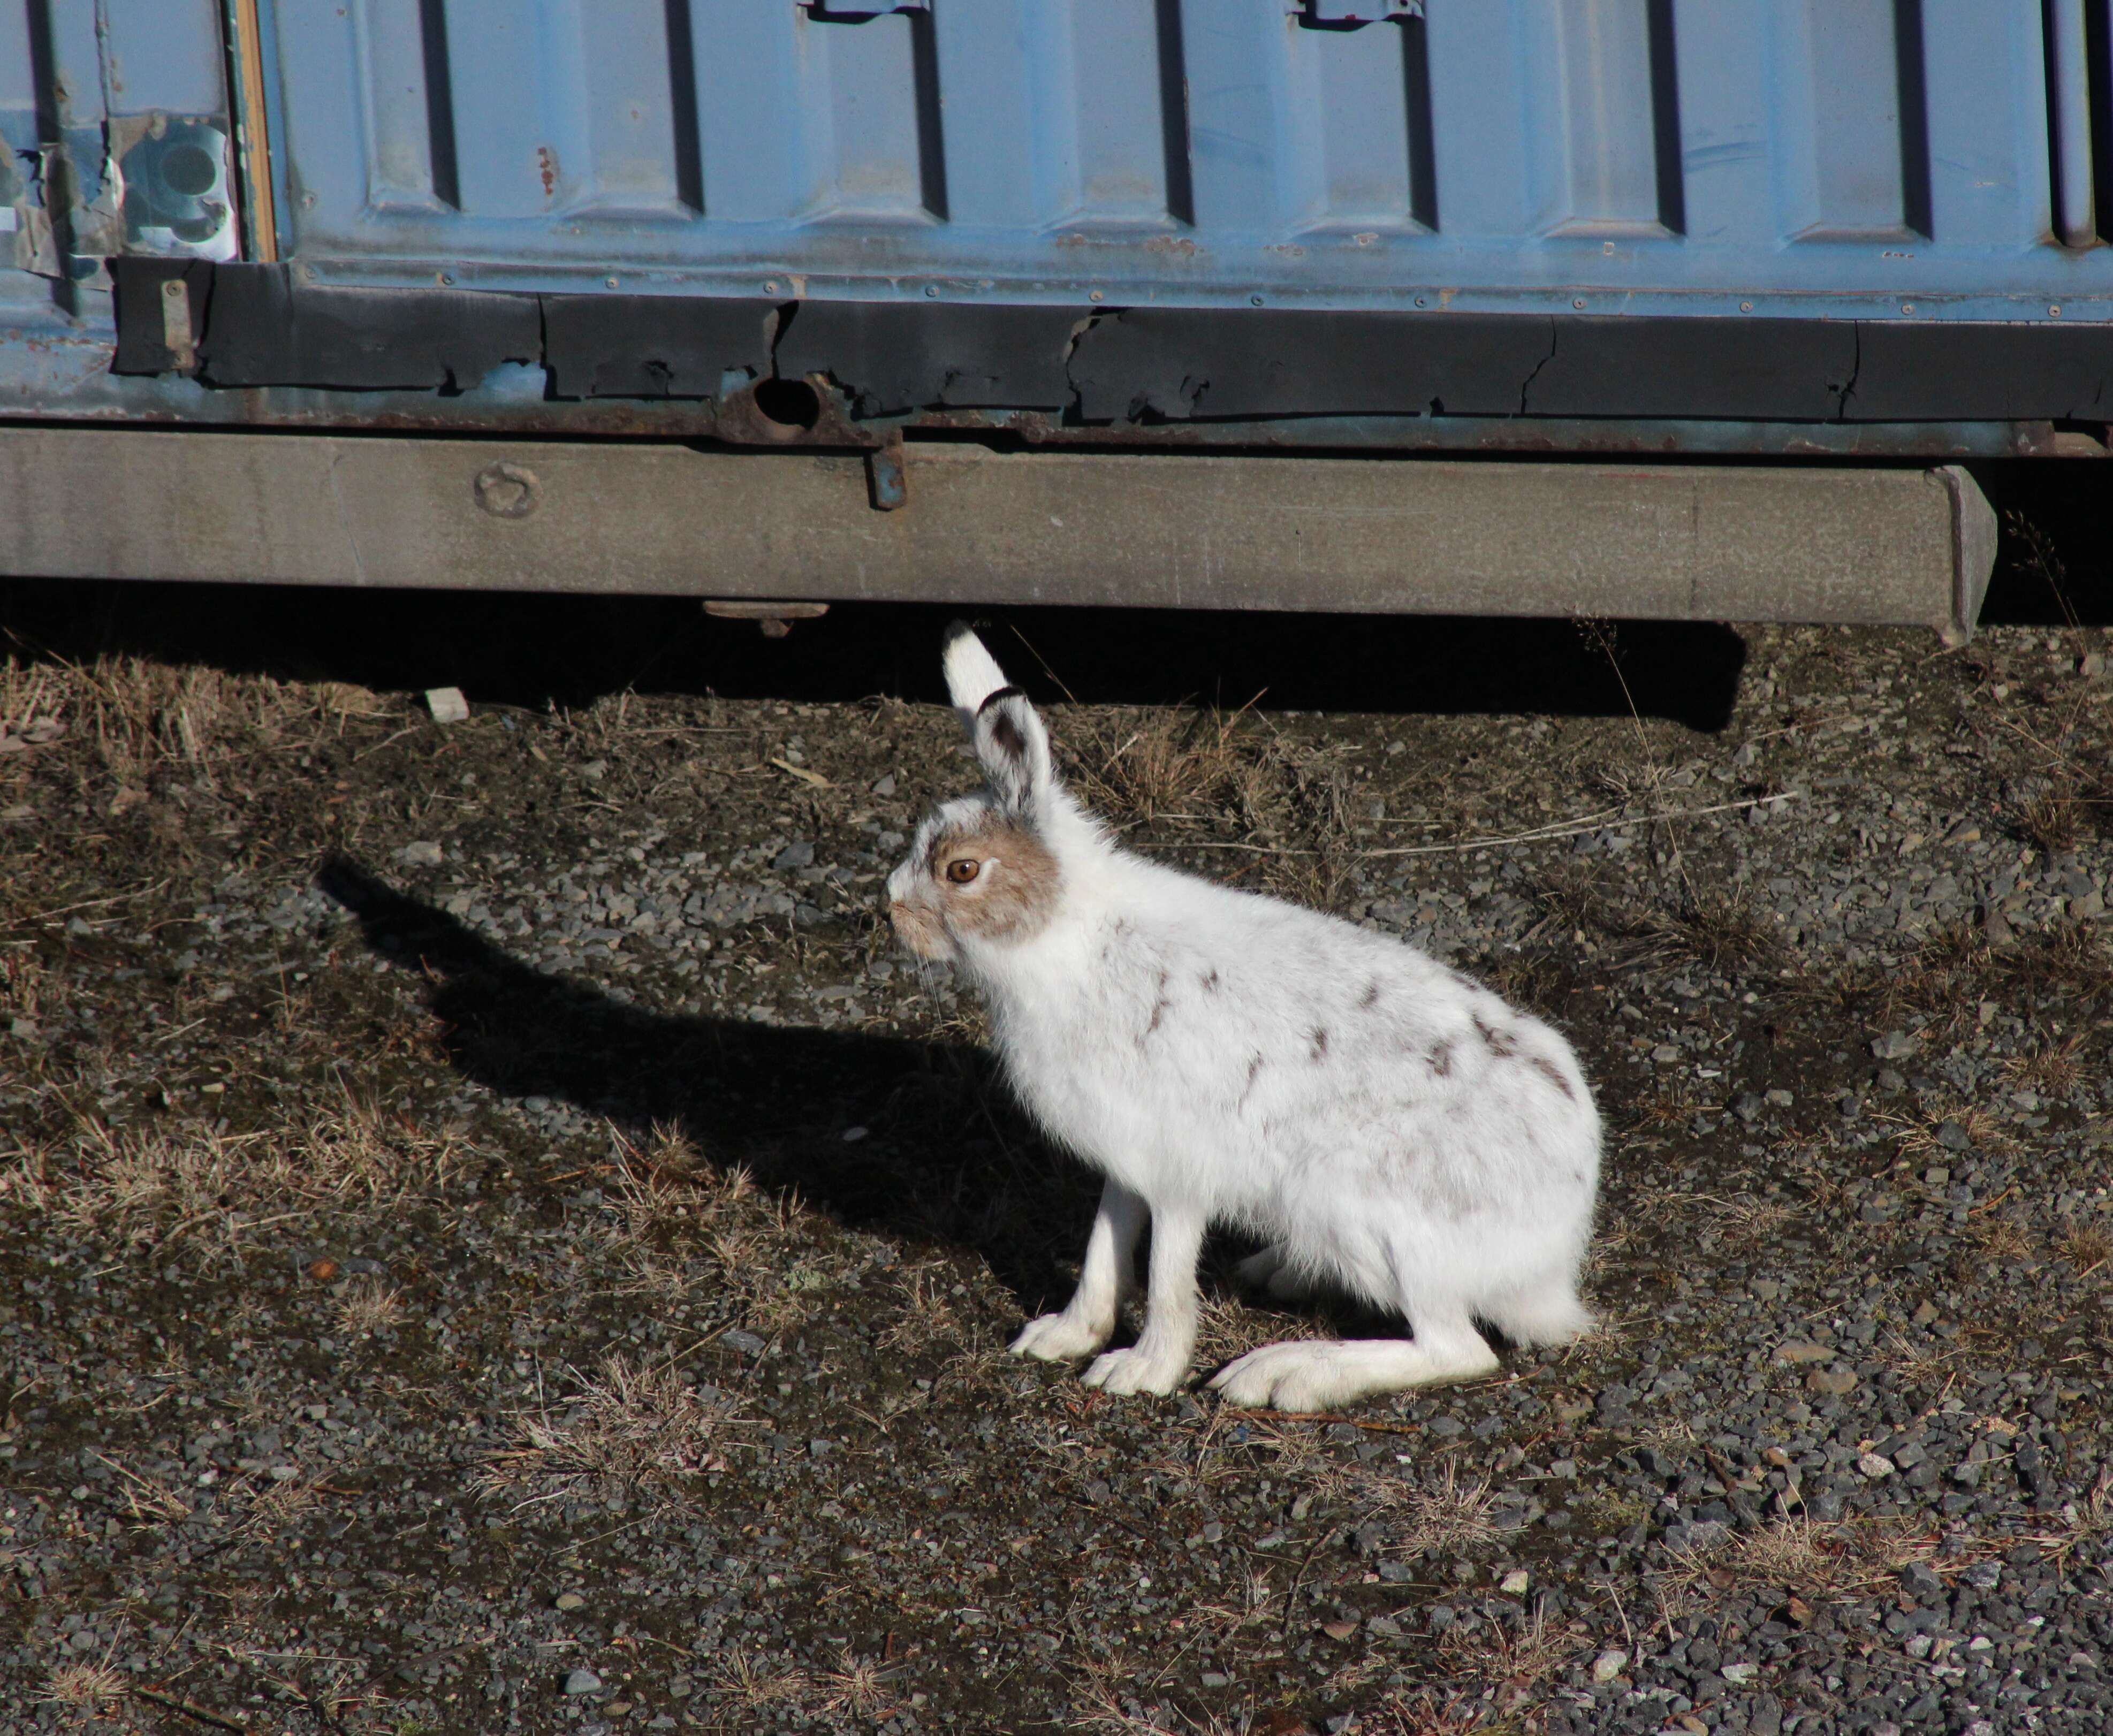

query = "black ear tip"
[942, 619, 977, 649]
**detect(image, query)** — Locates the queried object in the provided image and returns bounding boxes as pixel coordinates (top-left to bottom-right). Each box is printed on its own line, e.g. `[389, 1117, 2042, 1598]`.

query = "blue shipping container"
[1, 2, 2104, 634]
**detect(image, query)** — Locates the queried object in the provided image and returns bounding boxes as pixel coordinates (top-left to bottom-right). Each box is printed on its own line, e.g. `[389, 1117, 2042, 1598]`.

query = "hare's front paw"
[1082, 1344, 1189, 1397]
[1009, 1310, 1112, 1362]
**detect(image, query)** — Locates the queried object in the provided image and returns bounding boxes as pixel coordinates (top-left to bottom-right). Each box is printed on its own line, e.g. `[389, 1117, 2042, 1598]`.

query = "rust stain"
[536, 145, 557, 199]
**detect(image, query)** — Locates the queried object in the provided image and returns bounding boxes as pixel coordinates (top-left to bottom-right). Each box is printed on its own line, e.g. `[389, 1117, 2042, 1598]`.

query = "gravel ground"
[3, 558, 2112, 1736]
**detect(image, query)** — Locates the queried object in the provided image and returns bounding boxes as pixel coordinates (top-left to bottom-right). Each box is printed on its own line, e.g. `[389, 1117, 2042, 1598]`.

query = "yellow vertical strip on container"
[229, 0, 278, 263]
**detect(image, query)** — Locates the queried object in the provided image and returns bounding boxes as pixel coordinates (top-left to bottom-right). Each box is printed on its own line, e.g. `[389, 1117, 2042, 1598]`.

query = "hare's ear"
[942, 623, 1053, 816]
[972, 687, 1054, 818]
[943, 621, 1012, 724]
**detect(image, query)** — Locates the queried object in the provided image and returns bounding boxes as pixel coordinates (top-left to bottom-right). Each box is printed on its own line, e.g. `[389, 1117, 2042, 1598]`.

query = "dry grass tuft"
[16, 1092, 464, 1259]
[1630, 886, 1784, 975]
[1433, 1601, 1585, 1707]
[875, 1261, 988, 1357]
[41, 1653, 127, 1708]
[2002, 1033, 2088, 1098]
[1717, 1515, 1845, 1590]
[1366, 1459, 1502, 1556]
[2056, 1217, 2113, 1277]
[1963, 1214, 2035, 1265]
[701, 1646, 900, 1722]
[1875, 1102, 2018, 1164]
[2015, 789, 2082, 854]
[704, 1648, 813, 1714]
[1063, 705, 1271, 832]
[478, 1354, 750, 1512]
[334, 1277, 406, 1337]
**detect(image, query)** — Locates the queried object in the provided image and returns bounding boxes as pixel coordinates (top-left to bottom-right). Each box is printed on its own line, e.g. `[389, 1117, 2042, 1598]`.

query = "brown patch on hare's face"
[906, 818, 1061, 949]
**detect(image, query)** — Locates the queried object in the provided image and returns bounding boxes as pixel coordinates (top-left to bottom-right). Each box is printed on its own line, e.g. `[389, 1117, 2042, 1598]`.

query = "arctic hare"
[886, 626, 1599, 1411]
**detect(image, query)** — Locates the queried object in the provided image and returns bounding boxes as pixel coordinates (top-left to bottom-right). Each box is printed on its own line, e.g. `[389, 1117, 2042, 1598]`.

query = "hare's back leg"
[1208, 1310, 1497, 1412]
[1231, 1243, 1319, 1302]
[1481, 1277, 1594, 1348]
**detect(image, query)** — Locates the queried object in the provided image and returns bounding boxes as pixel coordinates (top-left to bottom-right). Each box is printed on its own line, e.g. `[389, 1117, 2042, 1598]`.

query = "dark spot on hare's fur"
[1529, 1054, 1576, 1100]
[1199, 969, 1220, 993]
[1427, 1038, 1455, 1077]
[1360, 979, 1381, 1009]
[1473, 1015, 1518, 1058]
[1145, 969, 1172, 1038]
[1239, 1052, 1266, 1109]
[1309, 1027, 1329, 1061]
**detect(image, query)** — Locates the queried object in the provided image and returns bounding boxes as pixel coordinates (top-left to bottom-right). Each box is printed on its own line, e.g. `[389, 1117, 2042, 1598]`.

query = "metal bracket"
[866, 431, 908, 511]
[1290, 0, 1420, 22]
[800, 0, 927, 15]
[160, 278, 197, 372]
[703, 600, 831, 639]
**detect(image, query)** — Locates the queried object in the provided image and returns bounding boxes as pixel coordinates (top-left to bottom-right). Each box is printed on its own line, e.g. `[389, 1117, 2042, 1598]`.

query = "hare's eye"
[945, 858, 981, 885]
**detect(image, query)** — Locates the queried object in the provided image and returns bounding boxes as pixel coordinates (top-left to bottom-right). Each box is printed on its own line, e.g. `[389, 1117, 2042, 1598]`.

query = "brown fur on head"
[887, 810, 1062, 961]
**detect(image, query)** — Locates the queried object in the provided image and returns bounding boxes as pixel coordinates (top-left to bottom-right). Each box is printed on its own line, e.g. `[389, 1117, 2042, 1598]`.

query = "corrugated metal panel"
[261, 0, 2110, 317]
[0, 0, 235, 321]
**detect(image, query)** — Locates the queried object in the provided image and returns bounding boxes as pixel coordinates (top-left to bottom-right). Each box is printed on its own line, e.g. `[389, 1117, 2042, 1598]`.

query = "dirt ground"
[4, 498, 2113, 1735]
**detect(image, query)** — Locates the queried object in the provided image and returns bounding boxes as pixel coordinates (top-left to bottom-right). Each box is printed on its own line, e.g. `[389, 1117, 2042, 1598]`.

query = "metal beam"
[0, 429, 1994, 639]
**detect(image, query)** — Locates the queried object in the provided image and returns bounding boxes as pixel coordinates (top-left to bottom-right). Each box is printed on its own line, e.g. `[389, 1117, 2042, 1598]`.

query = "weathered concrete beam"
[0, 429, 1994, 640]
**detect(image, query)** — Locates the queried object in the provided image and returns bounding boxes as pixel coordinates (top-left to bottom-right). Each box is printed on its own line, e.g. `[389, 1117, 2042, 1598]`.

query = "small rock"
[424, 686, 470, 725]
[1721, 1662, 1757, 1684]
[1774, 1340, 1834, 1364]
[1935, 1119, 1971, 1151]
[563, 1668, 603, 1695]
[871, 774, 898, 797]
[554, 1592, 585, 1611]
[721, 1329, 765, 1356]
[1912, 1300, 1941, 1326]
[1592, 1649, 1628, 1682]
[1199, 1671, 1231, 1689]
[580, 758, 609, 782]
[1499, 1569, 1530, 1594]
[394, 840, 444, 869]
[1807, 1367, 1858, 1396]
[1871, 1030, 1920, 1061]
[307, 1259, 340, 1282]
[1857, 1452, 1896, 1479]
[1319, 1619, 1357, 1641]
[1764, 1087, 1794, 1108]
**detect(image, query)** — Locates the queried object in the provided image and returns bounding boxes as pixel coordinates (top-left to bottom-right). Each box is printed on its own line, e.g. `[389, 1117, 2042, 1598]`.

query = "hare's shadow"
[315, 854, 1097, 1312]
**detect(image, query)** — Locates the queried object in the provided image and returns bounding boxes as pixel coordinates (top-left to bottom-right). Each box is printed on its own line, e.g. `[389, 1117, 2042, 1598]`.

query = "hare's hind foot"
[1210, 1318, 1499, 1412]
[1482, 1280, 1595, 1348]
[1232, 1243, 1319, 1303]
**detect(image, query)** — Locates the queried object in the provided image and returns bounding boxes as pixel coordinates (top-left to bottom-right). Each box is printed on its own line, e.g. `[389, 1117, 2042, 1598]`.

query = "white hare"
[886, 626, 1600, 1411]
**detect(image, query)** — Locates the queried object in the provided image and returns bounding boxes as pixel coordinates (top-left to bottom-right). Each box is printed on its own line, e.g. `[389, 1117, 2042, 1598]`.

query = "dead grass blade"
[477, 1354, 751, 1513]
